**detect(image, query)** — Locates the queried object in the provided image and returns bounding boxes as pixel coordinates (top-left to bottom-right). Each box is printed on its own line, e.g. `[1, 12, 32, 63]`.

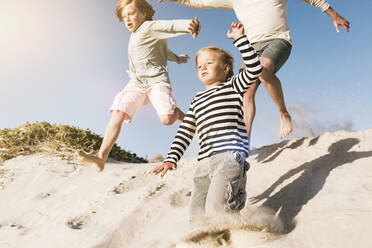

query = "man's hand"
[188, 17, 201, 39]
[178, 54, 190, 64]
[226, 22, 244, 40]
[332, 13, 350, 32]
[152, 161, 177, 177]
[325, 7, 350, 32]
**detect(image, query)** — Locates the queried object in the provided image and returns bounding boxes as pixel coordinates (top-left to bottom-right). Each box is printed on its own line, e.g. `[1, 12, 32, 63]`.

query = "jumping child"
[153, 22, 262, 222]
[76, 0, 200, 171]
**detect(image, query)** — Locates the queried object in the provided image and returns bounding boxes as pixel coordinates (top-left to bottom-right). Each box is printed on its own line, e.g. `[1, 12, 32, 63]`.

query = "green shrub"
[0, 122, 147, 163]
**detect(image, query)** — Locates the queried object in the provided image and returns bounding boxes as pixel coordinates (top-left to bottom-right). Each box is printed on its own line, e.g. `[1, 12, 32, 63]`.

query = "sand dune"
[0, 129, 371, 248]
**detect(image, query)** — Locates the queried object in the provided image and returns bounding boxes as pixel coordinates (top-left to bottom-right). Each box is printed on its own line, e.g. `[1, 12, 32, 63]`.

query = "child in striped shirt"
[153, 22, 262, 223]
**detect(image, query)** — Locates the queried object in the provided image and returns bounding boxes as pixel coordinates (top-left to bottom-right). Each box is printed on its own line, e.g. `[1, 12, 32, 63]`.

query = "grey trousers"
[189, 151, 250, 222]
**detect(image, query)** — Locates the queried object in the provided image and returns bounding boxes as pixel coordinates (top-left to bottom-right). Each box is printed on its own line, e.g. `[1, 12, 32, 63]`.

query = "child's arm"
[227, 22, 263, 94]
[152, 106, 196, 177]
[148, 18, 200, 40]
[159, 0, 233, 10]
[167, 48, 190, 64]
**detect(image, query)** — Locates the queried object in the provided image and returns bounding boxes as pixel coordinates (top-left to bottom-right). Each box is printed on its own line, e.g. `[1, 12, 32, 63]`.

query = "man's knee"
[259, 57, 276, 73]
[259, 66, 279, 85]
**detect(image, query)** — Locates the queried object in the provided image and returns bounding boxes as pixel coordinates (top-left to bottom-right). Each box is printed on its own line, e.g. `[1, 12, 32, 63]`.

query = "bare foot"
[279, 112, 293, 139]
[75, 151, 105, 172]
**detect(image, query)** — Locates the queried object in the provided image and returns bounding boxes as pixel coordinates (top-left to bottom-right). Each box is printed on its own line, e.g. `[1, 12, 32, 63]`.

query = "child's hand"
[152, 161, 177, 177]
[227, 22, 244, 40]
[188, 17, 201, 39]
[178, 54, 190, 64]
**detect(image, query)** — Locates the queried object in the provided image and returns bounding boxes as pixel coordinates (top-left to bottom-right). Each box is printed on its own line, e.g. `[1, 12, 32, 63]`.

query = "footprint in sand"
[33, 190, 56, 200]
[0, 223, 28, 236]
[66, 215, 89, 230]
[112, 173, 151, 194]
[169, 189, 191, 208]
[112, 176, 136, 194]
[145, 183, 166, 198]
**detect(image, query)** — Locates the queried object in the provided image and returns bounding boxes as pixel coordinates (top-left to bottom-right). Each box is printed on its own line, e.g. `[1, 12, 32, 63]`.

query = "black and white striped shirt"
[165, 35, 262, 164]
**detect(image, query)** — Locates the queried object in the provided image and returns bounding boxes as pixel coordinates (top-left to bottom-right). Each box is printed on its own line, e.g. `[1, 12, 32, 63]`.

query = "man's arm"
[159, 0, 233, 10]
[299, 0, 350, 32]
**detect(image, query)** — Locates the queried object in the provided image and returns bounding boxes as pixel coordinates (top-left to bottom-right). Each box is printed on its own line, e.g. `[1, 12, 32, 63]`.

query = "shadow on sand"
[250, 138, 372, 233]
[255, 136, 320, 164]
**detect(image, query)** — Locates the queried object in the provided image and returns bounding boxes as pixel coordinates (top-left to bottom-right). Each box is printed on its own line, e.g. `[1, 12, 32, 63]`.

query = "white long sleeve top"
[128, 19, 192, 86]
[176, 0, 330, 44]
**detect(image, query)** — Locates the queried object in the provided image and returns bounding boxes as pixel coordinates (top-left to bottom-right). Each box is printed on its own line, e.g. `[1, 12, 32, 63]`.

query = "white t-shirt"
[177, 0, 330, 44]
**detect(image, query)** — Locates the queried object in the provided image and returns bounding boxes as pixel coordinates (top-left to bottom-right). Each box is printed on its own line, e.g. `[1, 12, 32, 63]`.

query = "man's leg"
[258, 57, 292, 139]
[243, 81, 259, 142]
[243, 38, 292, 140]
[76, 110, 129, 172]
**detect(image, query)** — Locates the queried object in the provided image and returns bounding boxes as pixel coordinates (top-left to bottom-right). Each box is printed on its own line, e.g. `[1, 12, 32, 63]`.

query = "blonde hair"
[195, 46, 234, 80]
[116, 0, 155, 22]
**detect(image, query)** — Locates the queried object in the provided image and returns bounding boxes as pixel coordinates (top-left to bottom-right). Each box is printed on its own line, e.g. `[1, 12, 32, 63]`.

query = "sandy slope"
[0, 129, 371, 248]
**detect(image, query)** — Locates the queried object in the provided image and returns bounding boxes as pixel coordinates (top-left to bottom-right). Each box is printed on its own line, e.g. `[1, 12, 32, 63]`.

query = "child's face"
[121, 3, 146, 32]
[196, 50, 228, 88]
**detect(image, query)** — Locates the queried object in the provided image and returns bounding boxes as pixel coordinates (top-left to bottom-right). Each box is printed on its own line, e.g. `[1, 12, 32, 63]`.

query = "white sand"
[0, 129, 372, 248]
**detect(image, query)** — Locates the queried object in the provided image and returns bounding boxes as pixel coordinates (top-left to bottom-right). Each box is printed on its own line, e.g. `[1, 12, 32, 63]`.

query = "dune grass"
[0, 122, 147, 164]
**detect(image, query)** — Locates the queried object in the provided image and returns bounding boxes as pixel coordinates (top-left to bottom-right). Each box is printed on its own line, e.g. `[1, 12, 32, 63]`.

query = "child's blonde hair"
[195, 46, 234, 80]
[116, 0, 155, 22]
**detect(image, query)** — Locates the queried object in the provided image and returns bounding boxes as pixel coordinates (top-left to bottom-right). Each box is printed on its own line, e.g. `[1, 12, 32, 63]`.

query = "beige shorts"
[110, 81, 176, 122]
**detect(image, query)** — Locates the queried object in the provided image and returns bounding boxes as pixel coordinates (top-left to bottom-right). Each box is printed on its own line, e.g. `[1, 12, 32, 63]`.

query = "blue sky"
[1, 0, 371, 159]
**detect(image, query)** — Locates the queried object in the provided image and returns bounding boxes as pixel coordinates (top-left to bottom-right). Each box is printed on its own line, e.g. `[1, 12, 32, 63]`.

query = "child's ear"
[139, 11, 146, 21]
[224, 65, 230, 74]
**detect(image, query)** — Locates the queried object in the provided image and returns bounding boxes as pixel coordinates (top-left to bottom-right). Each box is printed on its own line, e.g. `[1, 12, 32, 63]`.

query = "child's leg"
[76, 81, 146, 171]
[189, 161, 210, 225]
[76, 111, 129, 172]
[205, 152, 247, 218]
[158, 107, 185, 125]
[149, 83, 185, 125]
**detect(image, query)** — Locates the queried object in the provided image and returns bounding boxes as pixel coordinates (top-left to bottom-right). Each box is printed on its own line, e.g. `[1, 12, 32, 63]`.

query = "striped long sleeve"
[231, 35, 263, 94]
[165, 35, 261, 165]
[164, 107, 196, 163]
